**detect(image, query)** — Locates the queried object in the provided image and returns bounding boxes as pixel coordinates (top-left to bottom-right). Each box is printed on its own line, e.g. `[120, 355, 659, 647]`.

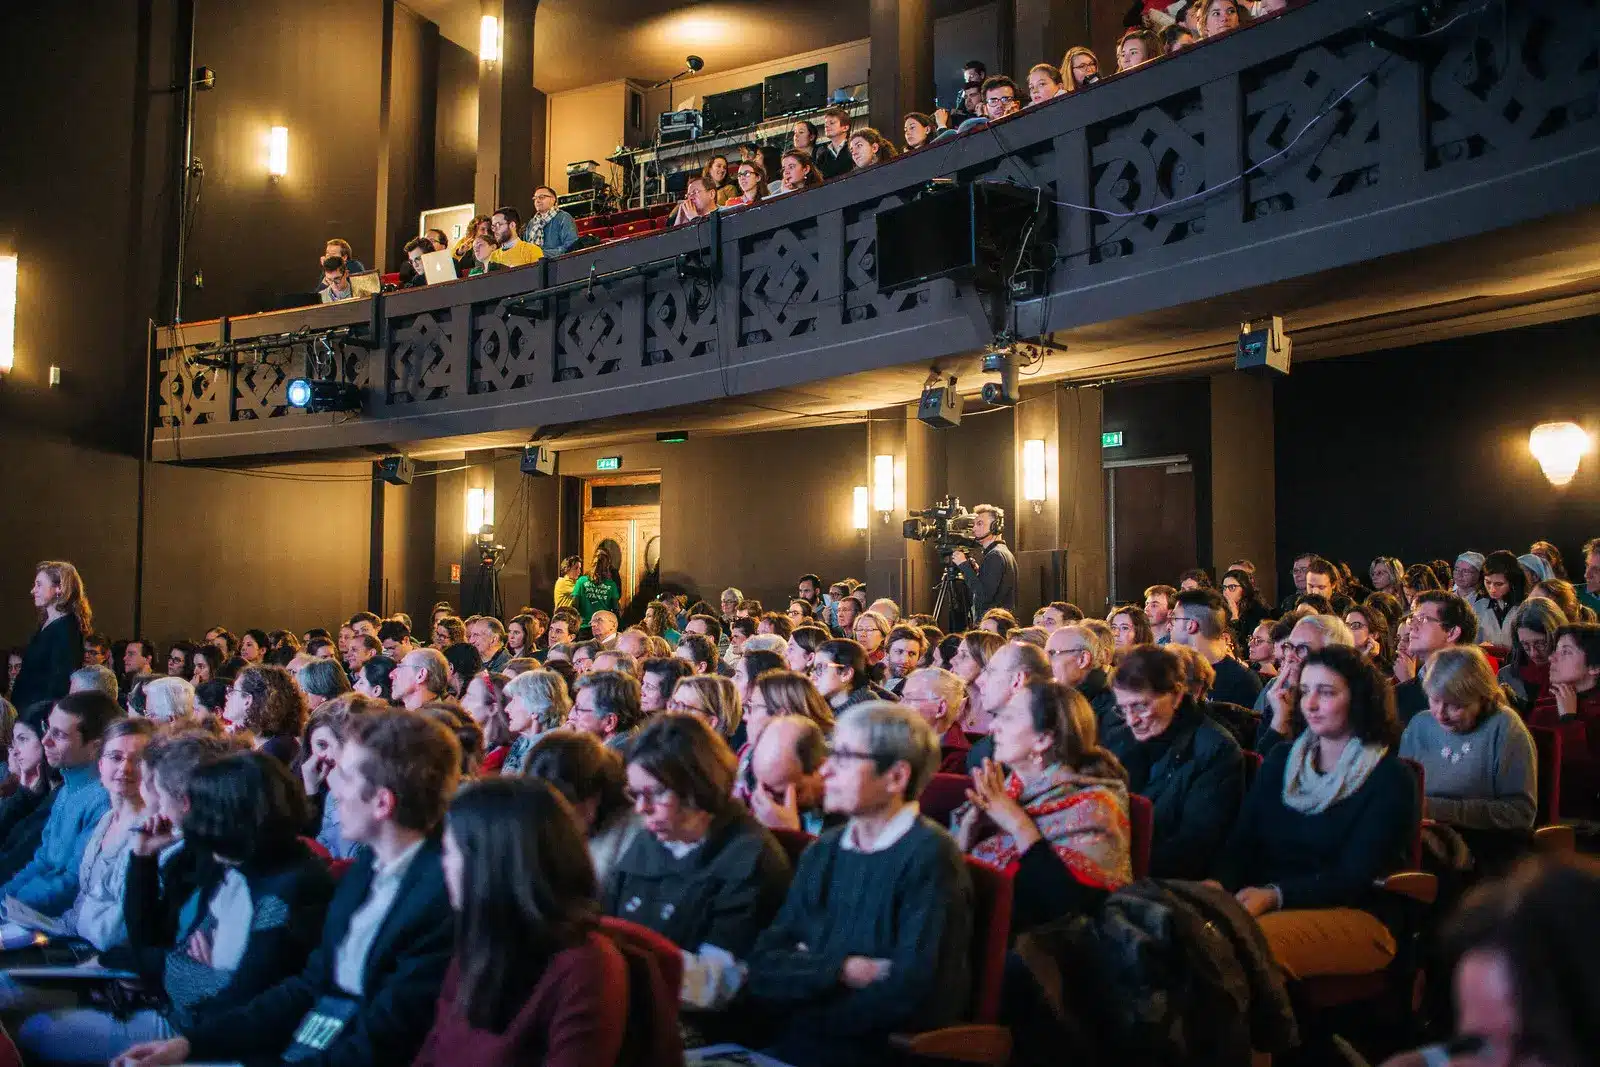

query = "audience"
[488, 206, 543, 268]
[846, 127, 897, 169]
[521, 186, 578, 257]
[1528, 623, 1600, 816]
[899, 666, 970, 771]
[1026, 63, 1067, 104]
[1061, 46, 1100, 91]
[568, 669, 641, 751]
[812, 106, 855, 179]
[524, 730, 643, 883]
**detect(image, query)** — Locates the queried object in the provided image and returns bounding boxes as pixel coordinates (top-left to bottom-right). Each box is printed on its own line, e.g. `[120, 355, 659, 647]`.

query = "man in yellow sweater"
[488, 206, 544, 268]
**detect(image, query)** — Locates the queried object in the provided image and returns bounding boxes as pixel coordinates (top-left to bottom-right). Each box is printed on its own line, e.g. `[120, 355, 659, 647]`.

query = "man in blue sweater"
[0, 690, 116, 914]
[746, 701, 973, 1067]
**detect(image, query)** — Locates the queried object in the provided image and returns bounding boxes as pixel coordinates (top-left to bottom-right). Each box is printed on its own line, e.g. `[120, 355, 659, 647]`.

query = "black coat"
[181, 838, 453, 1067]
[11, 614, 82, 710]
[1101, 698, 1244, 879]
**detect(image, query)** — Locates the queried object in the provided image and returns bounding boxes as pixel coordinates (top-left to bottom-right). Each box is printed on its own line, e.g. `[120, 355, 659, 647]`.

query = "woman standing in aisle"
[12, 561, 90, 709]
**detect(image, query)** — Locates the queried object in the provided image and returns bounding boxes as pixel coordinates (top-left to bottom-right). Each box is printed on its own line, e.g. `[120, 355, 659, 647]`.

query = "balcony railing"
[153, 0, 1600, 460]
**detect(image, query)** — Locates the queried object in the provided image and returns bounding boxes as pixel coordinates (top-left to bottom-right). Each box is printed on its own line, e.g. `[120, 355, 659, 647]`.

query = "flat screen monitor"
[763, 63, 828, 119]
[874, 185, 974, 290]
[703, 84, 763, 133]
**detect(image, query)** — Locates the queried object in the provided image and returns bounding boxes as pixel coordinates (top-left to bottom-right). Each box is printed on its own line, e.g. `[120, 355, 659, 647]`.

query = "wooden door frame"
[1104, 454, 1191, 605]
[581, 473, 662, 611]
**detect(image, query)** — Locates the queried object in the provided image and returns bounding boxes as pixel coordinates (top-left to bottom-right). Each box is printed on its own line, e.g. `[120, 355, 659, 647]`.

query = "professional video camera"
[902, 496, 982, 558]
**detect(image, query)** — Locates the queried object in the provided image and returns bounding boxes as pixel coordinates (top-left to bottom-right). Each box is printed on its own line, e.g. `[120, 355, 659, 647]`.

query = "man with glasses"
[569, 670, 642, 752]
[747, 702, 973, 1067]
[786, 601, 816, 630]
[1278, 552, 1317, 614]
[964, 641, 1051, 770]
[1395, 591, 1479, 724]
[1171, 589, 1261, 710]
[391, 648, 448, 711]
[1256, 614, 1355, 757]
[899, 666, 970, 771]
[522, 185, 578, 257]
[1046, 623, 1119, 734]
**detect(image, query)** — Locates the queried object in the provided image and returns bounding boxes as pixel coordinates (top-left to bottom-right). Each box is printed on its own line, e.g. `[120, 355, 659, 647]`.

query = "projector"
[917, 383, 963, 428]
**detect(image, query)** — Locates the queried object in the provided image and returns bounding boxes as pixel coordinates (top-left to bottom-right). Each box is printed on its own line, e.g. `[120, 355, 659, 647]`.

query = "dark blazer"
[11, 614, 82, 709]
[1102, 698, 1244, 879]
[180, 837, 454, 1067]
[0, 786, 55, 885]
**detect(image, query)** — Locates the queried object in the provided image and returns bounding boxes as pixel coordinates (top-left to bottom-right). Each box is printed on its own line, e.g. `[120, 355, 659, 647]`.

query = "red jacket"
[939, 721, 972, 774]
[1528, 684, 1600, 817]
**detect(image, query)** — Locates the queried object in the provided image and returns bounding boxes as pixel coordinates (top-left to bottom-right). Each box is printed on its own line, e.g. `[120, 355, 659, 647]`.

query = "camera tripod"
[930, 561, 972, 634]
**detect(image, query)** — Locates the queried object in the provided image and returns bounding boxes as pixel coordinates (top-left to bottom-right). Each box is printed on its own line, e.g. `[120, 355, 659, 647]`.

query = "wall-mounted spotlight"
[479, 15, 502, 64]
[1528, 422, 1592, 487]
[873, 454, 895, 522]
[1022, 438, 1047, 513]
[267, 126, 289, 180]
[0, 254, 15, 375]
[852, 486, 869, 531]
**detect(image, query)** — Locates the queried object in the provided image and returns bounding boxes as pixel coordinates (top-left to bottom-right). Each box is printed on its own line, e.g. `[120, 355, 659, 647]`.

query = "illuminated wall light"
[267, 126, 289, 179]
[479, 15, 501, 63]
[465, 486, 495, 535]
[1528, 422, 1593, 487]
[872, 454, 895, 518]
[852, 486, 869, 531]
[0, 255, 15, 374]
[1022, 438, 1047, 512]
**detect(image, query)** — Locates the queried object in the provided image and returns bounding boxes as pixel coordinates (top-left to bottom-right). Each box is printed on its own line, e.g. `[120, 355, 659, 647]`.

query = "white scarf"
[1281, 731, 1387, 815]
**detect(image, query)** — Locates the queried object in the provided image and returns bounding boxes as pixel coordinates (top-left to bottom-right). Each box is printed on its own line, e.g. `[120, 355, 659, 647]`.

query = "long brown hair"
[35, 561, 92, 633]
[752, 668, 834, 730]
[1021, 681, 1126, 780]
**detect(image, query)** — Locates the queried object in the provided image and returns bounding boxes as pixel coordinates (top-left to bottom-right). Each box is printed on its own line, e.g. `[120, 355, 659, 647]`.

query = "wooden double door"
[581, 475, 662, 612]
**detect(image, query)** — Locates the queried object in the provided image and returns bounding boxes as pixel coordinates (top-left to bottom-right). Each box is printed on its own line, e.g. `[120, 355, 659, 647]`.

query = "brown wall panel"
[434, 38, 480, 209]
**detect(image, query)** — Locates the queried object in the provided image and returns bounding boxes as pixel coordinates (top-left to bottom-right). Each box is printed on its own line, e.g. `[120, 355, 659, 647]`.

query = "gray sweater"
[1399, 705, 1537, 831]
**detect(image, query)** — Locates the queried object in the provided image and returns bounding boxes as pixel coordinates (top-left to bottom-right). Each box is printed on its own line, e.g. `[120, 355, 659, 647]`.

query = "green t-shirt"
[571, 575, 620, 624]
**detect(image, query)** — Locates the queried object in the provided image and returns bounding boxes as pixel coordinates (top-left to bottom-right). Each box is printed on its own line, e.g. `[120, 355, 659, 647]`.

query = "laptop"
[421, 249, 458, 285]
[349, 271, 382, 298]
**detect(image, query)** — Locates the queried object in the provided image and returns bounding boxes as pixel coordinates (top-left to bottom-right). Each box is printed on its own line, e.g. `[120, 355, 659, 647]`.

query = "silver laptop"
[421, 249, 458, 285]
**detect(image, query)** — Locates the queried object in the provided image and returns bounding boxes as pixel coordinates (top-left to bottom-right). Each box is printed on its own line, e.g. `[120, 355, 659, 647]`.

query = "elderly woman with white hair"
[500, 669, 571, 775]
[1256, 613, 1355, 758]
[140, 676, 196, 723]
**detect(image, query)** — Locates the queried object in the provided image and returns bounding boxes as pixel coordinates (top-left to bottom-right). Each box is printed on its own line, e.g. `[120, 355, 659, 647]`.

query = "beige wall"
[545, 80, 631, 194]
[642, 39, 870, 119]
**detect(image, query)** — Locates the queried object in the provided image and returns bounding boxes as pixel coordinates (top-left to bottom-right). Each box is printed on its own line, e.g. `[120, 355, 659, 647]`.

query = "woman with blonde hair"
[1060, 46, 1100, 91]
[725, 159, 768, 207]
[949, 629, 1005, 686]
[501, 669, 571, 776]
[669, 674, 741, 739]
[13, 561, 91, 708]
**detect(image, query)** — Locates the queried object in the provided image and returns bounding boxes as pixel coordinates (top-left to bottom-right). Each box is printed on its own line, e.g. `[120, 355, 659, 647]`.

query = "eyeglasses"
[1049, 646, 1090, 658]
[666, 697, 700, 713]
[828, 746, 880, 763]
[1284, 642, 1314, 658]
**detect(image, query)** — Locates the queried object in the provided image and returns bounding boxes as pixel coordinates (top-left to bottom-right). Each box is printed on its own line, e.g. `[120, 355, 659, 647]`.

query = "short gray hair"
[836, 701, 940, 801]
[504, 669, 572, 732]
[1060, 623, 1111, 670]
[296, 658, 352, 700]
[1295, 614, 1355, 648]
[866, 599, 900, 624]
[405, 648, 450, 696]
[904, 666, 966, 716]
[69, 665, 119, 700]
[721, 587, 744, 603]
[142, 677, 196, 722]
[594, 650, 639, 678]
[742, 634, 788, 656]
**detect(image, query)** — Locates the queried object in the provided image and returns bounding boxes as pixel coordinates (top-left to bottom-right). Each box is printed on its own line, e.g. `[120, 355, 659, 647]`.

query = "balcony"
[152, 0, 1600, 461]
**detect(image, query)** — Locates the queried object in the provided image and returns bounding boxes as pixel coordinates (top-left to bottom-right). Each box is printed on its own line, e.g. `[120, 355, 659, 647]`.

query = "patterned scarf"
[957, 764, 1133, 889]
[1281, 731, 1388, 815]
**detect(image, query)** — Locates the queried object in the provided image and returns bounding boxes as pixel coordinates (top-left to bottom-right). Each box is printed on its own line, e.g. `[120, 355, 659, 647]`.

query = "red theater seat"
[613, 219, 657, 239]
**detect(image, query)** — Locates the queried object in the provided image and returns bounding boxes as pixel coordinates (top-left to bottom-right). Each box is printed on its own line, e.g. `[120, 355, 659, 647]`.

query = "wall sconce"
[465, 486, 494, 535]
[0, 254, 15, 374]
[852, 486, 869, 531]
[872, 454, 895, 521]
[267, 126, 289, 180]
[479, 15, 502, 64]
[1022, 439, 1047, 513]
[1528, 422, 1593, 487]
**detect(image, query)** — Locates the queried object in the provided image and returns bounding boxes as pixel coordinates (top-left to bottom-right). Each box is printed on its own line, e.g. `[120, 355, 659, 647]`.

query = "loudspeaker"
[1236, 316, 1292, 375]
[521, 445, 556, 476]
[377, 455, 414, 485]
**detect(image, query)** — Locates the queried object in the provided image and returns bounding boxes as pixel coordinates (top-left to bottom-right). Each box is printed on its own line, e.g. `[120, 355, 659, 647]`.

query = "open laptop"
[421, 249, 458, 285]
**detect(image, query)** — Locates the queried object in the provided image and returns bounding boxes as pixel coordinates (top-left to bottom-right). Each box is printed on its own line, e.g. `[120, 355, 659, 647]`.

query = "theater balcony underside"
[151, 0, 1600, 464]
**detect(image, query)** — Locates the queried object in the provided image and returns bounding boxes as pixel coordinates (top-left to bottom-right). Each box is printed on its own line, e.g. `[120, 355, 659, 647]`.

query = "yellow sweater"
[489, 240, 544, 268]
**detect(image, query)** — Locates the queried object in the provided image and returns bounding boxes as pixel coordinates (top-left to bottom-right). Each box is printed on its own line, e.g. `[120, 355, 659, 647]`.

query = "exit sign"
[596, 456, 622, 471]
[1102, 431, 1124, 448]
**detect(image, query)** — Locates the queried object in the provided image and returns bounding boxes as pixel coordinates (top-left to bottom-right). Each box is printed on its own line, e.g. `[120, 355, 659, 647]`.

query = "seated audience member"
[344, 635, 382, 680]
[670, 674, 742, 740]
[522, 186, 578, 257]
[789, 119, 819, 156]
[302, 695, 384, 859]
[590, 610, 621, 650]
[1499, 597, 1565, 710]
[1531, 578, 1595, 625]
[1116, 26, 1161, 71]
[1256, 613, 1355, 757]
[756, 613, 794, 642]
[166, 643, 196, 681]
[21, 747, 330, 1065]
[1164, 22, 1200, 53]
[606, 714, 791, 1011]
[1108, 604, 1156, 651]
[1246, 619, 1279, 681]
[1581, 537, 1600, 615]
[568, 670, 641, 753]
[703, 155, 737, 206]
[402, 236, 435, 287]
[670, 176, 719, 227]
[640, 656, 694, 717]
[318, 256, 355, 302]
[504, 614, 538, 660]
[391, 647, 449, 711]
[900, 666, 971, 771]
[1104, 646, 1243, 879]
[743, 670, 836, 791]
[847, 127, 897, 169]
[980, 608, 1019, 638]
[813, 106, 855, 179]
[412, 777, 625, 1067]
[0, 705, 58, 883]
[735, 647, 788, 714]
[0, 691, 118, 911]
[673, 633, 721, 681]
[1213, 647, 1415, 981]
[488, 206, 543, 268]
[1026, 63, 1066, 105]
[116, 709, 460, 1067]
[1199, 0, 1243, 37]
[466, 233, 499, 276]
[1344, 603, 1393, 672]
[500, 670, 570, 776]
[223, 664, 307, 766]
[466, 616, 511, 675]
[956, 681, 1131, 928]
[808, 639, 885, 716]
[746, 702, 972, 1067]
[1171, 588, 1262, 709]
[1528, 623, 1600, 816]
[1062, 46, 1101, 91]
[960, 75, 1021, 131]
[377, 621, 415, 662]
[772, 149, 825, 197]
[948, 630, 1005, 691]
[832, 594, 862, 637]
[1222, 568, 1270, 649]
[352, 657, 395, 703]
[1401, 646, 1536, 854]
[881, 626, 926, 698]
[1395, 591, 1480, 722]
[297, 658, 351, 713]
[902, 112, 937, 151]
[70, 664, 119, 700]
[1475, 550, 1527, 649]
[524, 731, 642, 882]
[315, 239, 365, 291]
[851, 611, 891, 669]
[442, 641, 484, 697]
[461, 672, 512, 773]
[193, 679, 229, 721]
[81, 632, 111, 671]
[1046, 623, 1120, 733]
[748, 715, 834, 835]
[146, 676, 198, 722]
[722, 159, 766, 208]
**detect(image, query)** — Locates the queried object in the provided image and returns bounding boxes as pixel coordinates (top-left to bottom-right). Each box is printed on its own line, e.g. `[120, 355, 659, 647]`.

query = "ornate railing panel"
[153, 0, 1600, 459]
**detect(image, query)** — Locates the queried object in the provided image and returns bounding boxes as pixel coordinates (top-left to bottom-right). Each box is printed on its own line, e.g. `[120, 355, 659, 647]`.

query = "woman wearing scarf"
[954, 680, 1131, 932]
[1212, 646, 1413, 980]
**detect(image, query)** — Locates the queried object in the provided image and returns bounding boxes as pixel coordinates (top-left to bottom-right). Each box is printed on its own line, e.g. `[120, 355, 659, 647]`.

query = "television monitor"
[763, 63, 828, 119]
[702, 84, 763, 133]
[875, 182, 1050, 292]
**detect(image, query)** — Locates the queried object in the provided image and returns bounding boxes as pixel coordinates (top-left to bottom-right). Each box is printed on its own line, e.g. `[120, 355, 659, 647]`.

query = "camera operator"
[949, 504, 1017, 617]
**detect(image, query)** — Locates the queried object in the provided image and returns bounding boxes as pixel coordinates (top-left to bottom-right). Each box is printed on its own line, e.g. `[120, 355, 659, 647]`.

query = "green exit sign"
[596, 456, 622, 471]
[1102, 431, 1124, 449]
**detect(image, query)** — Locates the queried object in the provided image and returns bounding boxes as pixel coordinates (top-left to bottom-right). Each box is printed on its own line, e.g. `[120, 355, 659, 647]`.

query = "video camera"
[902, 496, 983, 559]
